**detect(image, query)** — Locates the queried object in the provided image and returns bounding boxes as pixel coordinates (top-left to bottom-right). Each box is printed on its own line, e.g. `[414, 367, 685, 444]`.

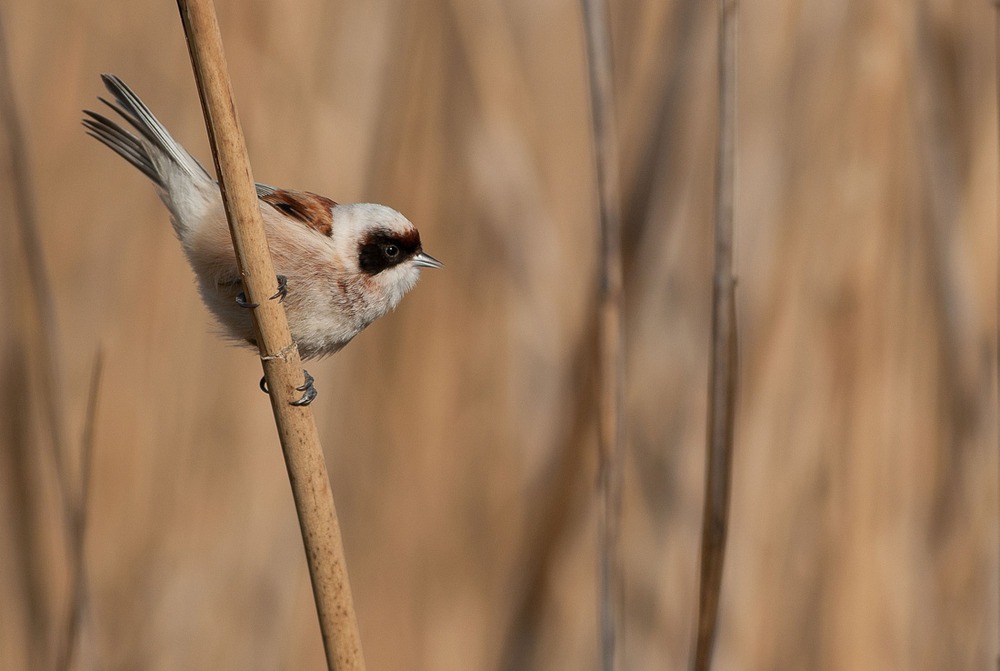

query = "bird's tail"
[82, 75, 215, 235]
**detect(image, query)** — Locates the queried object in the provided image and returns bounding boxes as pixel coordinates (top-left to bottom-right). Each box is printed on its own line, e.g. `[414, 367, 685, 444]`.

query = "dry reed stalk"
[0, 7, 67, 485]
[620, 0, 699, 266]
[175, 2, 365, 669]
[580, 1, 626, 669]
[497, 312, 598, 671]
[0, 28, 47, 671]
[691, 0, 738, 669]
[912, 4, 981, 437]
[994, 2, 1000, 664]
[0, 348, 46, 670]
[0, 10, 85, 670]
[61, 348, 103, 671]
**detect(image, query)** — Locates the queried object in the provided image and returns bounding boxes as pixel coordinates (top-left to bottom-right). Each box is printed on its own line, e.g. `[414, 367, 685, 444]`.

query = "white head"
[330, 203, 443, 315]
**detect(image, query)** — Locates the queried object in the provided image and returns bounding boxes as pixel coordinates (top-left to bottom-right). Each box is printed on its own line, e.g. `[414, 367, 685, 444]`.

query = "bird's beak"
[412, 251, 444, 269]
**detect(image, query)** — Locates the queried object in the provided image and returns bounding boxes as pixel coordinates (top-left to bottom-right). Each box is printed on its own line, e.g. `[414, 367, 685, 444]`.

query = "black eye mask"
[358, 229, 421, 275]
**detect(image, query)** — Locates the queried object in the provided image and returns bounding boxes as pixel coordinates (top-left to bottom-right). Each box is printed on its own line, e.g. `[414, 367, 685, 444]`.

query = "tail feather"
[84, 75, 221, 238]
[93, 74, 211, 182]
[83, 74, 212, 189]
[82, 109, 161, 185]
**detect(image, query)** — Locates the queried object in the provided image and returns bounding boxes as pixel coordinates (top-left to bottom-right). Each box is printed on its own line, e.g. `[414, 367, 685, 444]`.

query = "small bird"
[83, 75, 441, 404]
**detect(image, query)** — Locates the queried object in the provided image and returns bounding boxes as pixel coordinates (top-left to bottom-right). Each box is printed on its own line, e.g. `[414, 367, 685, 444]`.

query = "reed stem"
[175, 2, 365, 668]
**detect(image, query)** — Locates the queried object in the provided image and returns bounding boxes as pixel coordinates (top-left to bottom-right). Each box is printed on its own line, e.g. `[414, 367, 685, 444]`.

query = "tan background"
[0, 0, 996, 669]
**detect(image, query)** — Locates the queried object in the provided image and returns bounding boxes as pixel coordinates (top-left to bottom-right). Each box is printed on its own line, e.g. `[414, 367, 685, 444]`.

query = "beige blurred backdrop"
[0, 0, 997, 669]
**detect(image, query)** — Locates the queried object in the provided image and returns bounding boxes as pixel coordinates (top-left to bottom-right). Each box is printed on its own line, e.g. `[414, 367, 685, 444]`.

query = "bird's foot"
[235, 291, 258, 309]
[259, 369, 318, 406]
[270, 275, 288, 303]
[236, 275, 287, 308]
[290, 370, 317, 406]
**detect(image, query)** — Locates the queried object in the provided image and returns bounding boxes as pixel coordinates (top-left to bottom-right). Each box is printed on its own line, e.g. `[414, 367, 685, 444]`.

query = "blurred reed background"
[0, 0, 996, 669]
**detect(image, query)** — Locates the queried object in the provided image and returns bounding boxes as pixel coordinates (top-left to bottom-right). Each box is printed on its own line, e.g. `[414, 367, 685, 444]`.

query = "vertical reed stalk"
[0, 7, 67, 484]
[62, 348, 103, 671]
[994, 3, 1000, 666]
[497, 312, 598, 671]
[0, 10, 82, 670]
[912, 3, 980, 436]
[580, 1, 626, 669]
[175, 2, 365, 669]
[692, 0, 738, 669]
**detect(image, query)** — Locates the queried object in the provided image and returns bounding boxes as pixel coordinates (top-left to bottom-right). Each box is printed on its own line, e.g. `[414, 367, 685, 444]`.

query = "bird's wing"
[255, 183, 337, 237]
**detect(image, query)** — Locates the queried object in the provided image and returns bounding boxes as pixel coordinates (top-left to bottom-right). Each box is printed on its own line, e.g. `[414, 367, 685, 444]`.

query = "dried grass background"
[0, 0, 996, 669]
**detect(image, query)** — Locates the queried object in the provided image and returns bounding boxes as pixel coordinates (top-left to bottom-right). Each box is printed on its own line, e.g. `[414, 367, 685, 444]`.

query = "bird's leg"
[258, 369, 318, 407]
[235, 275, 287, 308]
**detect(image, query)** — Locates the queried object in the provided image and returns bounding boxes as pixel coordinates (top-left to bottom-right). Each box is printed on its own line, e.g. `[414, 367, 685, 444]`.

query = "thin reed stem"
[0, 11, 85, 670]
[62, 348, 103, 671]
[994, 1, 1000, 666]
[912, 2, 981, 437]
[691, 0, 738, 669]
[497, 311, 598, 671]
[175, 2, 365, 669]
[0, 6, 67, 483]
[580, 1, 626, 669]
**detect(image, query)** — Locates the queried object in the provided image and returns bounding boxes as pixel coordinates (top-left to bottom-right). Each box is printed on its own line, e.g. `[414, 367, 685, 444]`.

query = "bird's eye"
[383, 244, 399, 258]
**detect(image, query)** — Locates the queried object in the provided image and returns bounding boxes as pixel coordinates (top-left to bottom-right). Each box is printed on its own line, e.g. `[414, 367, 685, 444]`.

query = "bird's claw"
[235, 291, 259, 309]
[270, 275, 288, 303]
[290, 370, 317, 406]
[258, 369, 317, 406]
[235, 275, 287, 308]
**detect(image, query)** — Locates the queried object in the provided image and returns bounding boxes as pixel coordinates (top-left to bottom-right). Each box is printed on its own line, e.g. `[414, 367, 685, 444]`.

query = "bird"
[82, 74, 441, 404]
